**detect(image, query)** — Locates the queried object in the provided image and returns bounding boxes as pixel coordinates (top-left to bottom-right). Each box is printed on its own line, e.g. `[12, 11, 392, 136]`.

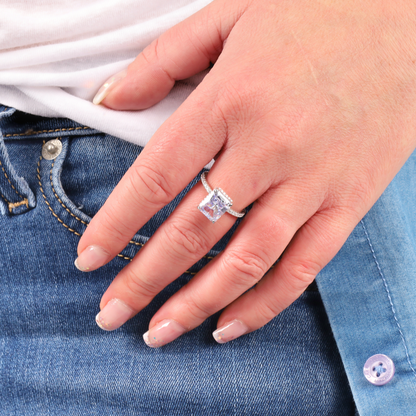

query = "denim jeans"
[0, 105, 356, 415]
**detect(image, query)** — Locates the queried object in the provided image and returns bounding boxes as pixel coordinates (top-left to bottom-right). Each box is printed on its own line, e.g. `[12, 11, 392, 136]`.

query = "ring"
[198, 172, 246, 223]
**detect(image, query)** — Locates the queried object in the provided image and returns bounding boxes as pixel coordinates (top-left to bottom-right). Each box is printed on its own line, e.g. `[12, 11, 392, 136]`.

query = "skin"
[78, 0, 416, 343]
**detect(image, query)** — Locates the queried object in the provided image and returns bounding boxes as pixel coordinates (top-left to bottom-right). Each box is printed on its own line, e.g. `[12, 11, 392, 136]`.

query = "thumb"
[94, 0, 249, 110]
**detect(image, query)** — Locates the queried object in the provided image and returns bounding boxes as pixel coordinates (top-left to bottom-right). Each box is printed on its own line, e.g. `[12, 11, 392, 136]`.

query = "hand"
[76, 0, 416, 346]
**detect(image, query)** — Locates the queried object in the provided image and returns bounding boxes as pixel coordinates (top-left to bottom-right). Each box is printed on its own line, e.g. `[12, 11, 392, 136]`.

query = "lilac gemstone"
[198, 189, 233, 223]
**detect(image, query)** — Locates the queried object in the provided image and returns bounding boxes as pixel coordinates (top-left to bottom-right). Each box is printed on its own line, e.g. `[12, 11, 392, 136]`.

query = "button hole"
[373, 363, 387, 378]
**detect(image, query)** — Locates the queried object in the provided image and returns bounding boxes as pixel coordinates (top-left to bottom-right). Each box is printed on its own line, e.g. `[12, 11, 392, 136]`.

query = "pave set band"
[198, 171, 245, 223]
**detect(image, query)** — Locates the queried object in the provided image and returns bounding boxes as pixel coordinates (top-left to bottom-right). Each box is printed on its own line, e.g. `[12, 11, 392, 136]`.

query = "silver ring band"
[198, 171, 245, 223]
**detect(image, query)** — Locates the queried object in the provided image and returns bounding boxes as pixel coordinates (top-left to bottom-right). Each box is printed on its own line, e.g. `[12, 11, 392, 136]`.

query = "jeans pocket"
[37, 133, 151, 262]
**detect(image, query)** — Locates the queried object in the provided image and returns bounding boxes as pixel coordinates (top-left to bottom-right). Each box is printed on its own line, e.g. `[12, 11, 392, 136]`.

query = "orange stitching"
[0, 192, 10, 204]
[49, 159, 89, 226]
[37, 144, 197, 274]
[8, 198, 29, 213]
[37, 157, 82, 237]
[0, 109, 26, 202]
[0, 159, 26, 201]
[5, 126, 92, 138]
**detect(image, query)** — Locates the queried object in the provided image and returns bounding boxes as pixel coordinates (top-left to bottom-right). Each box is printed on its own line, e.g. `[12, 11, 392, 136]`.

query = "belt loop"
[0, 106, 36, 215]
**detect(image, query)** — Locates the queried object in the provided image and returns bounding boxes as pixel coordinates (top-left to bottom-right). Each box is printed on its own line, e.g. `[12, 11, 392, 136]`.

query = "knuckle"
[222, 249, 269, 288]
[95, 205, 132, 246]
[162, 219, 212, 259]
[216, 82, 258, 119]
[283, 258, 321, 291]
[255, 297, 282, 322]
[128, 164, 174, 208]
[122, 269, 159, 300]
[141, 38, 161, 65]
[141, 38, 174, 83]
[182, 296, 215, 322]
[347, 174, 374, 212]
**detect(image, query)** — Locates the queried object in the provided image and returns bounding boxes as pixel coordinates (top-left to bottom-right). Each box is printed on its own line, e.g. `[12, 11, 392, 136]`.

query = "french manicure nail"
[95, 298, 134, 331]
[212, 319, 249, 344]
[143, 319, 187, 348]
[74, 245, 109, 272]
[93, 69, 128, 105]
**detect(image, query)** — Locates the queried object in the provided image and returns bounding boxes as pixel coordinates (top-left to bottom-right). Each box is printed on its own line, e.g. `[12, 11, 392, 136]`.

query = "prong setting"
[198, 172, 245, 222]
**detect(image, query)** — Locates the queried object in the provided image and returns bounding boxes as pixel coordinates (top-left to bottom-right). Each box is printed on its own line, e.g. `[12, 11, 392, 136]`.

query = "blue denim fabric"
[0, 105, 356, 415]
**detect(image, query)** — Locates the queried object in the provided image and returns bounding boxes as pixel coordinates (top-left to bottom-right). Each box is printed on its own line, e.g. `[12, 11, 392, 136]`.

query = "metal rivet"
[42, 139, 62, 160]
[46, 143, 56, 152]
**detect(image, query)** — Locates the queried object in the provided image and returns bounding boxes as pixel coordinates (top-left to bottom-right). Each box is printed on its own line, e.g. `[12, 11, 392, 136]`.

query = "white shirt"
[0, 0, 212, 147]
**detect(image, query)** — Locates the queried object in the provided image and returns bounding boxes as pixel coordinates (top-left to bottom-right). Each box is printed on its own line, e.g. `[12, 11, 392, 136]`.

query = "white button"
[363, 354, 395, 386]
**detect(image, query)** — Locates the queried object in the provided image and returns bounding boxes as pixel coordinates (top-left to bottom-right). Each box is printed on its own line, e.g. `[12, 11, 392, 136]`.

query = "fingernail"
[93, 69, 128, 105]
[74, 245, 109, 272]
[212, 319, 249, 344]
[143, 319, 187, 348]
[95, 298, 134, 331]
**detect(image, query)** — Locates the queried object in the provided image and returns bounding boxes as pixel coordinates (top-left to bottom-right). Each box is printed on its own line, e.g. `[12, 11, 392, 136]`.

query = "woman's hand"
[76, 0, 416, 346]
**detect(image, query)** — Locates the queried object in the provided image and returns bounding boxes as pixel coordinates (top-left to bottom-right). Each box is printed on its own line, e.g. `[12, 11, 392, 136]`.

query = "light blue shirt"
[316, 150, 416, 415]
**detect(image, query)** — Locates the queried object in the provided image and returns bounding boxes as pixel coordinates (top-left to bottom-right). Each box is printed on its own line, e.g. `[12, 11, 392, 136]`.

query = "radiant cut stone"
[198, 188, 233, 223]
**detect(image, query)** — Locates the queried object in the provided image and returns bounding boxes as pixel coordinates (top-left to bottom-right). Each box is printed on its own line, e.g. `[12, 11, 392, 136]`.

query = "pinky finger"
[212, 209, 357, 344]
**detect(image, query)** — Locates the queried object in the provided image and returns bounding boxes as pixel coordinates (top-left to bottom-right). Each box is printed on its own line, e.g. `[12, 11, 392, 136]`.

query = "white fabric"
[0, 0, 212, 147]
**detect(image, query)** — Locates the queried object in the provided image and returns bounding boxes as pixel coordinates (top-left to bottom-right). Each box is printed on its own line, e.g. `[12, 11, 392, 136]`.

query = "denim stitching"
[361, 219, 416, 378]
[37, 154, 82, 237]
[0, 108, 11, 206]
[0, 159, 26, 201]
[5, 126, 92, 138]
[0, 107, 27, 205]
[49, 157, 89, 227]
[7, 199, 29, 213]
[0, 191, 10, 204]
[37, 145, 198, 275]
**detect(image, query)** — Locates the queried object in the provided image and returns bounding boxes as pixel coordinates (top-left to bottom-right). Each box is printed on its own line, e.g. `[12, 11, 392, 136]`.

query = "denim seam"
[7, 199, 29, 213]
[37, 154, 82, 237]
[0, 108, 11, 206]
[0, 159, 26, 201]
[4, 126, 92, 138]
[0, 191, 10, 204]
[37, 144, 199, 275]
[361, 219, 416, 379]
[49, 159, 89, 227]
[0, 107, 29, 211]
